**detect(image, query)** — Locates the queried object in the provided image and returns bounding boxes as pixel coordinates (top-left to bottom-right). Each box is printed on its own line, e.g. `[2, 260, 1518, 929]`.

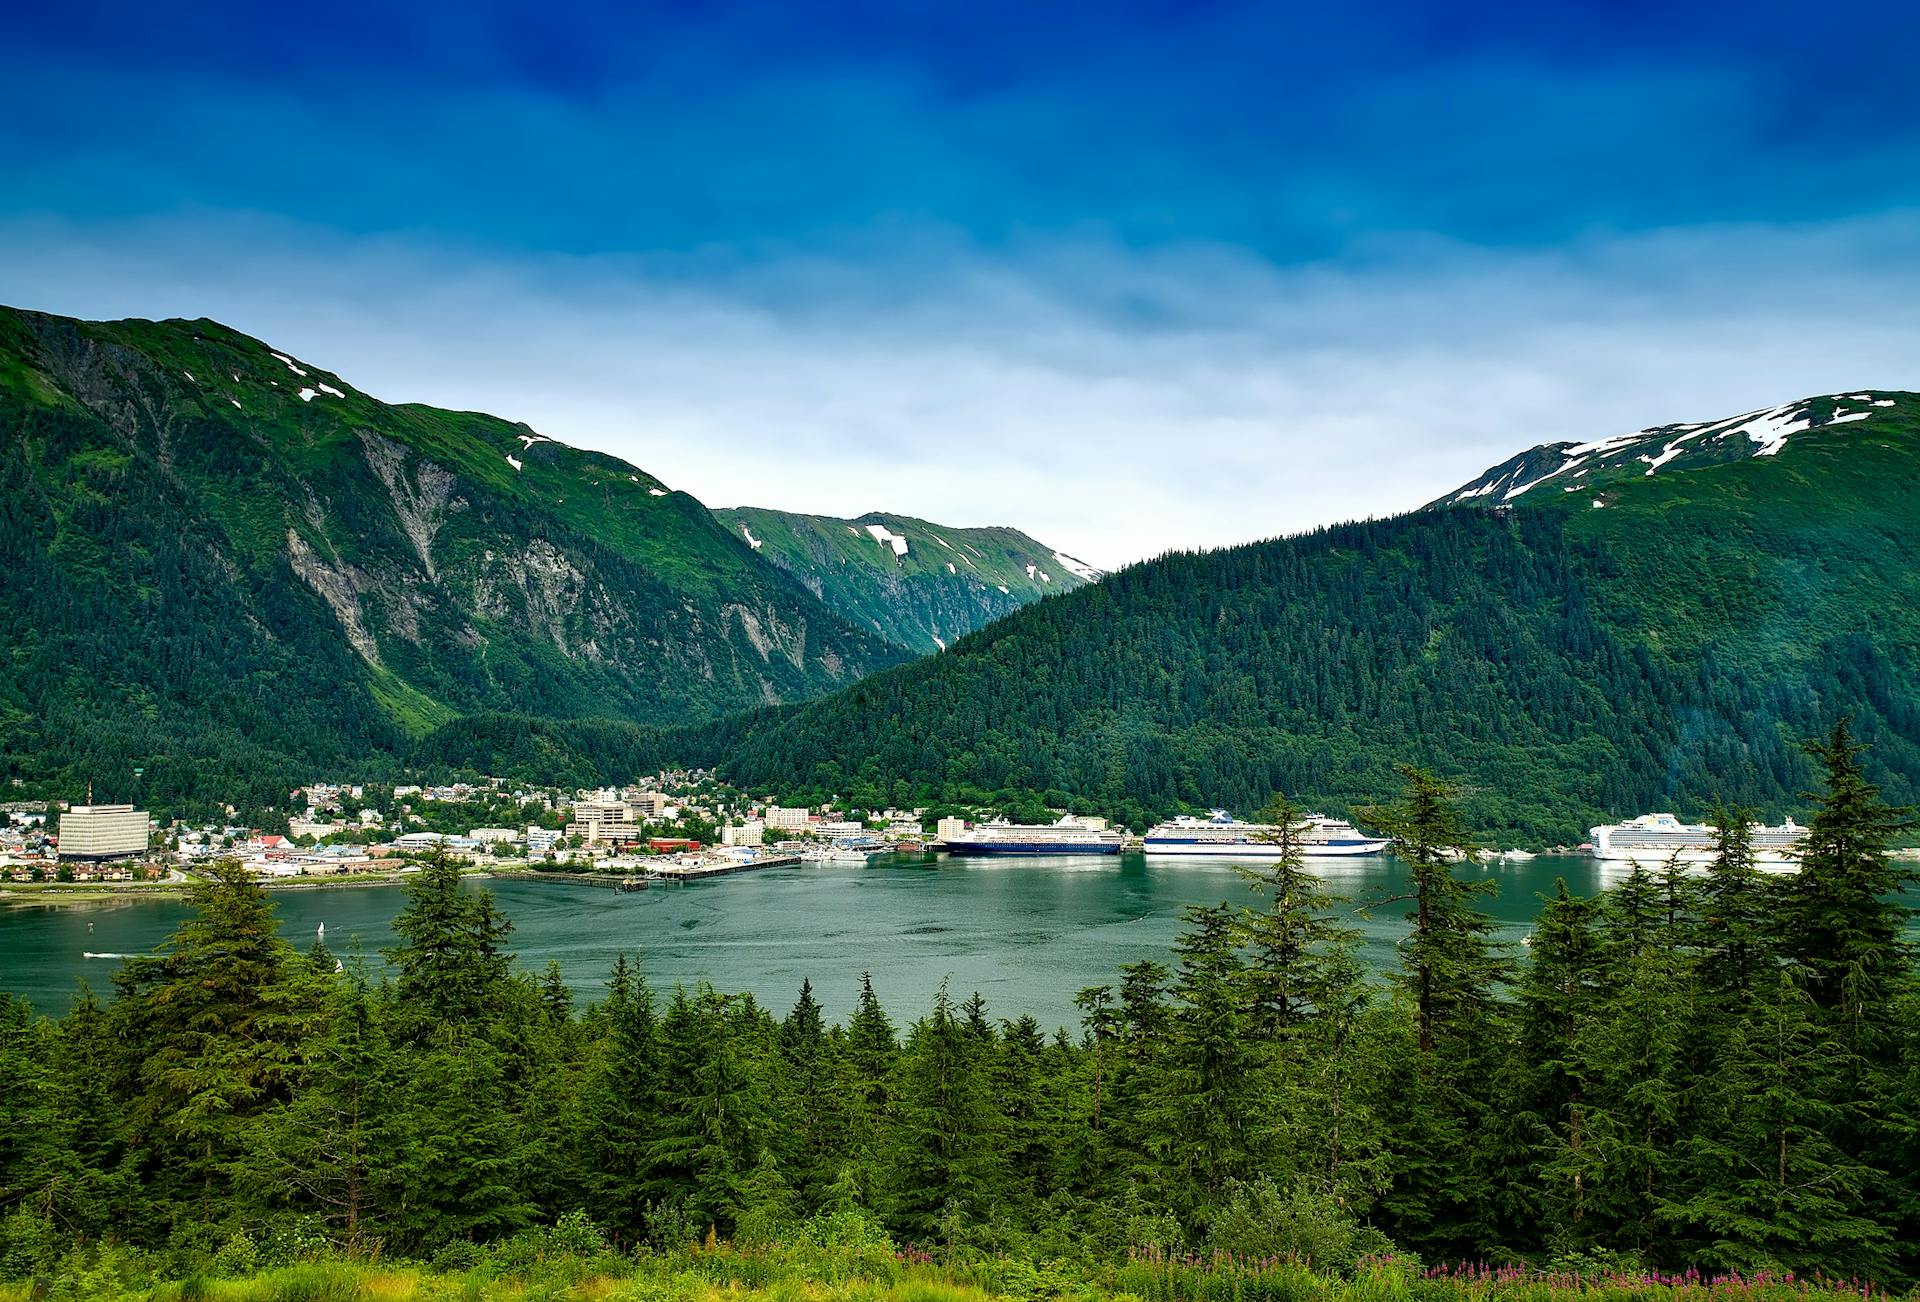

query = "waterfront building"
[764, 805, 811, 831]
[526, 827, 561, 852]
[936, 816, 968, 843]
[722, 820, 765, 847]
[567, 798, 644, 844]
[467, 827, 522, 844]
[57, 804, 148, 861]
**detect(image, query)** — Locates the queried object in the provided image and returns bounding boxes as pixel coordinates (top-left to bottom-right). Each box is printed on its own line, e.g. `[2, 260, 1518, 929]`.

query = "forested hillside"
[0, 307, 908, 813]
[3, 745, 1913, 1284]
[706, 397, 1920, 842]
[714, 506, 1099, 653]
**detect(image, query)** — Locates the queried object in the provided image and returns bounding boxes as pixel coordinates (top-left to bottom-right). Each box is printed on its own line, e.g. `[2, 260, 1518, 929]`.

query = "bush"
[210, 1231, 260, 1278]
[1205, 1179, 1390, 1273]
[0, 1207, 62, 1281]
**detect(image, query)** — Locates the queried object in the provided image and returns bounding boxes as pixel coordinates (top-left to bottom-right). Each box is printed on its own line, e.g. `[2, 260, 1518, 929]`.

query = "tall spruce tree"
[1237, 792, 1358, 1036]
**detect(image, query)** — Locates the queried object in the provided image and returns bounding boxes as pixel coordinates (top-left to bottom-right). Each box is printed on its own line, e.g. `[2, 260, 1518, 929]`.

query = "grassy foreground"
[3, 1238, 1903, 1302]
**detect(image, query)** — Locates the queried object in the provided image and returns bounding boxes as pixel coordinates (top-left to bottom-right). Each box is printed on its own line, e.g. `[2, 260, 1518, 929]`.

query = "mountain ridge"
[1430, 391, 1911, 510]
[713, 505, 1101, 653]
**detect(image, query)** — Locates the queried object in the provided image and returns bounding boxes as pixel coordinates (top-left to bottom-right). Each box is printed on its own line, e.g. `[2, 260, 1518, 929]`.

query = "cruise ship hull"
[1591, 842, 1802, 866]
[942, 839, 1122, 856]
[1142, 838, 1386, 859]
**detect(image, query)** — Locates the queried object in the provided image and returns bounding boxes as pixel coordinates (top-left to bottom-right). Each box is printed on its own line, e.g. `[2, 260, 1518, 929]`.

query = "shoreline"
[0, 869, 490, 907]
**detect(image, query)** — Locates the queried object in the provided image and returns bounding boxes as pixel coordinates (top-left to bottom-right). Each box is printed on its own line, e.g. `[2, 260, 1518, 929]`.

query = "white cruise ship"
[1143, 810, 1387, 859]
[941, 816, 1125, 856]
[1590, 812, 1806, 864]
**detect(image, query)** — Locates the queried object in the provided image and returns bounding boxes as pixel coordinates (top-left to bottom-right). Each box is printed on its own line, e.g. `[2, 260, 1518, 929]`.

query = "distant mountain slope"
[1431, 392, 1909, 508]
[0, 306, 908, 809]
[713, 506, 1101, 653]
[703, 395, 1920, 842]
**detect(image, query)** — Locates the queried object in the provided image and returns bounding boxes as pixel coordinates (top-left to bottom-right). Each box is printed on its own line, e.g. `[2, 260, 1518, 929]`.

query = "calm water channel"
[0, 853, 1640, 1030]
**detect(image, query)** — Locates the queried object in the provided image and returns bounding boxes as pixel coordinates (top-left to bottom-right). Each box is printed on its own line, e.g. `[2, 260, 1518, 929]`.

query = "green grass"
[7, 1245, 1903, 1302]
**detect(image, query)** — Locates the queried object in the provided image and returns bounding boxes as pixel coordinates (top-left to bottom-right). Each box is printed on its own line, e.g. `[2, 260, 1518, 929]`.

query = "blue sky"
[5, 0, 1919, 563]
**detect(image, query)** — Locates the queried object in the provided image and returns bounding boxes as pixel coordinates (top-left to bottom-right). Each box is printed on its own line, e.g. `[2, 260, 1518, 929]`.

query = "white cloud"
[2, 210, 1917, 567]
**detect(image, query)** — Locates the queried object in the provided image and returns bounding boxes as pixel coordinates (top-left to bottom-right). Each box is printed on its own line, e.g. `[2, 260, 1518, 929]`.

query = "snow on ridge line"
[1829, 411, 1872, 425]
[1732, 403, 1810, 457]
[649, 488, 667, 497]
[1564, 430, 1648, 457]
[269, 351, 308, 377]
[317, 383, 345, 398]
[1053, 551, 1101, 581]
[1504, 454, 1587, 500]
[865, 522, 909, 557]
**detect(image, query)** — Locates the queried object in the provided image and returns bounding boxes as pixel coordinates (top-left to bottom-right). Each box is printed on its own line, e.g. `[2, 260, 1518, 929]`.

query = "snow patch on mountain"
[865, 523, 909, 557]
[270, 352, 308, 377]
[1053, 551, 1102, 581]
[740, 526, 763, 551]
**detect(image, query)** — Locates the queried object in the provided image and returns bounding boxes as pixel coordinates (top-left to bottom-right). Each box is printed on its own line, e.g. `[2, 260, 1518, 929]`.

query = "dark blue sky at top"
[5, 0, 1920, 561]
[9, 0, 1919, 263]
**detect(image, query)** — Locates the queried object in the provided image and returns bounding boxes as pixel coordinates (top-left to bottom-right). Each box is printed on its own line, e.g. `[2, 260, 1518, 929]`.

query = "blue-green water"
[0, 853, 1628, 1030]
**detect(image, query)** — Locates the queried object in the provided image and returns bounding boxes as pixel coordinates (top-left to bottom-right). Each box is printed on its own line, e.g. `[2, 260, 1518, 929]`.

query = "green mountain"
[0, 306, 910, 810]
[700, 393, 1920, 843]
[712, 506, 1101, 653]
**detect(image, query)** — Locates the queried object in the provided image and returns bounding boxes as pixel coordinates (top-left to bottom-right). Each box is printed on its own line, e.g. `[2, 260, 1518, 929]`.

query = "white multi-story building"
[764, 805, 811, 832]
[526, 827, 561, 853]
[467, 827, 522, 845]
[935, 816, 969, 843]
[58, 805, 149, 861]
[722, 819, 766, 847]
[566, 799, 642, 844]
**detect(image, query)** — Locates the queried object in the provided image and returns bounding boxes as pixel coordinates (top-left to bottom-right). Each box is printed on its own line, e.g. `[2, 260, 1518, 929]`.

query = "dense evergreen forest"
[686, 410, 1920, 843]
[4, 725, 1914, 1290]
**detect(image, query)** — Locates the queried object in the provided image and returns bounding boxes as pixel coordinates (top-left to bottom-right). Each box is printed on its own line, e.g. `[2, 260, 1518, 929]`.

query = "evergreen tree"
[240, 969, 391, 1240]
[1789, 721, 1915, 1051]
[383, 849, 515, 1037]
[1665, 967, 1892, 1276]
[1236, 792, 1358, 1036]
[887, 985, 1004, 1241]
[1515, 881, 1609, 1238]
[109, 860, 321, 1225]
[583, 955, 663, 1241]
[1364, 767, 1506, 1052]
